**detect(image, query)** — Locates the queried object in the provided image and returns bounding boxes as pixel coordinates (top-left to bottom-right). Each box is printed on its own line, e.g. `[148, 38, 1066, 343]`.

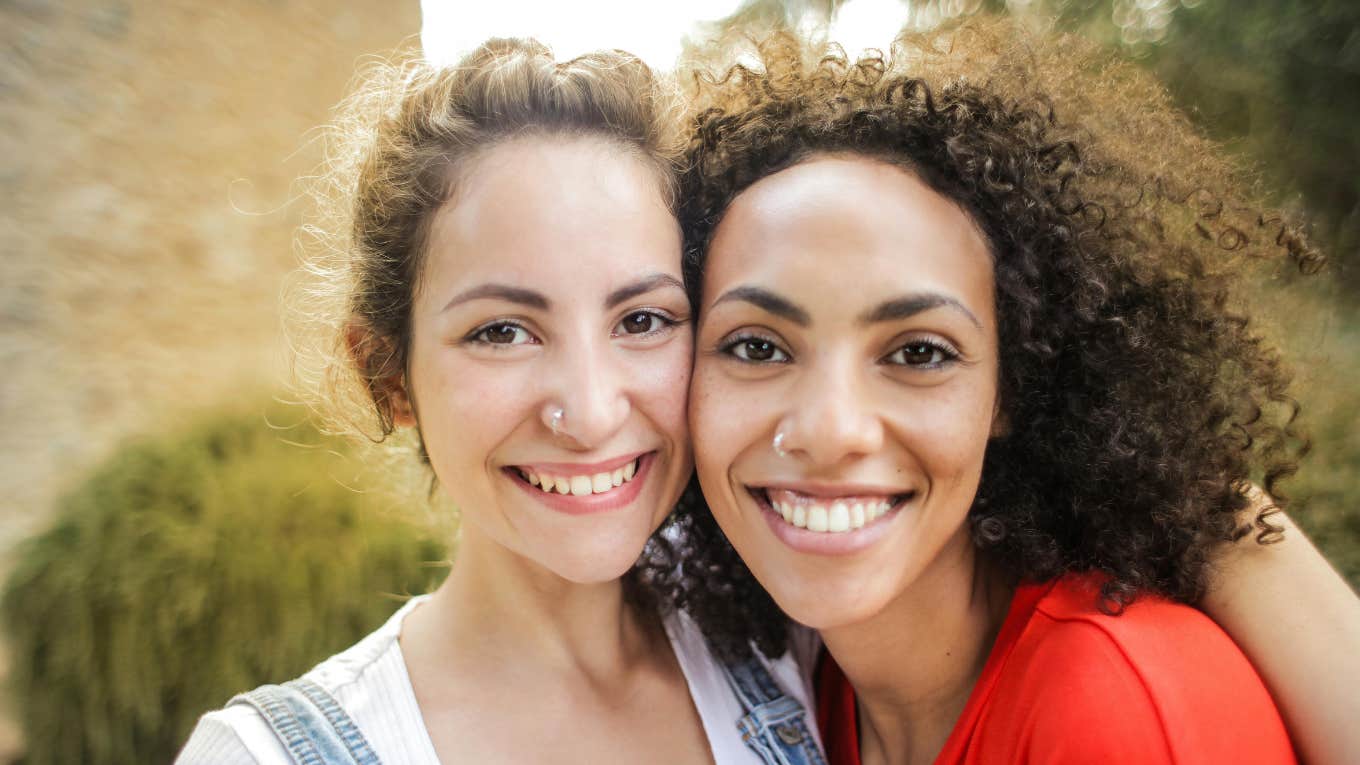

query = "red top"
[816, 574, 1295, 764]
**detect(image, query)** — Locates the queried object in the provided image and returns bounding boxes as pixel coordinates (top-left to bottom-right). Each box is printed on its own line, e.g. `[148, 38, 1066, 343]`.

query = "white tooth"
[592, 472, 612, 493]
[623, 459, 637, 481]
[553, 476, 571, 495]
[611, 468, 624, 487]
[851, 503, 866, 528]
[879, 500, 892, 516]
[828, 501, 850, 532]
[792, 505, 807, 528]
[807, 505, 829, 532]
[779, 502, 792, 523]
[570, 475, 592, 496]
[525, 471, 539, 486]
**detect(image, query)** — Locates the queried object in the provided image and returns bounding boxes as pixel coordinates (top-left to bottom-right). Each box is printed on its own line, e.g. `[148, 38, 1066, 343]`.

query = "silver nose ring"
[549, 407, 565, 436]
[773, 430, 788, 458]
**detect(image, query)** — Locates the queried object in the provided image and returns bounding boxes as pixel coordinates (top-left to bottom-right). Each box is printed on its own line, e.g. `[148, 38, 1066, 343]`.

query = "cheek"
[689, 361, 760, 495]
[688, 362, 724, 452]
[409, 349, 535, 464]
[894, 377, 997, 483]
[626, 336, 695, 444]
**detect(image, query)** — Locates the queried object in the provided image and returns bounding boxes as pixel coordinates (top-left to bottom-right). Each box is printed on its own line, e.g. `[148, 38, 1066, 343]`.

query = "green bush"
[1290, 314, 1360, 587]
[1, 405, 448, 765]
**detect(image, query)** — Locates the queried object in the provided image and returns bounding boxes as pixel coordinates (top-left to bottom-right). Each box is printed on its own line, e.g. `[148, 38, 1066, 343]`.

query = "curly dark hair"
[650, 18, 1320, 660]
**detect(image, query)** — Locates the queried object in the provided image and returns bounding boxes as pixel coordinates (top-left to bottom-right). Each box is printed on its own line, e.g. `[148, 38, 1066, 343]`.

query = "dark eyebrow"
[441, 283, 550, 313]
[605, 273, 686, 309]
[710, 286, 811, 326]
[859, 293, 983, 329]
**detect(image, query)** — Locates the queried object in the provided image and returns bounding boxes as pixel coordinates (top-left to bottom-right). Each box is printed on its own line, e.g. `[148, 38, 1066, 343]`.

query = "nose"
[776, 356, 883, 467]
[540, 336, 630, 450]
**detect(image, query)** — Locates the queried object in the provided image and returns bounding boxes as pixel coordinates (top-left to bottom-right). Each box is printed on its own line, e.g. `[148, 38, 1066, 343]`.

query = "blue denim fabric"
[721, 655, 828, 765]
[229, 678, 381, 765]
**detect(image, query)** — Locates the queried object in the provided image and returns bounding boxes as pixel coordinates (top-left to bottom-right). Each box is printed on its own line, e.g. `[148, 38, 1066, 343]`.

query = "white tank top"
[175, 595, 822, 764]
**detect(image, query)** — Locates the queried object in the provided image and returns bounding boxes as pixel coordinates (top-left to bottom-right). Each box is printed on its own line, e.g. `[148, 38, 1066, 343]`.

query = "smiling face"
[690, 155, 1002, 629]
[400, 135, 693, 583]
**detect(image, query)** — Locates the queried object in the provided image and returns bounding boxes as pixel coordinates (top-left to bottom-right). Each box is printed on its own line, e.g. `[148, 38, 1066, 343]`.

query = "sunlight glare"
[829, 0, 910, 56]
[421, 0, 743, 70]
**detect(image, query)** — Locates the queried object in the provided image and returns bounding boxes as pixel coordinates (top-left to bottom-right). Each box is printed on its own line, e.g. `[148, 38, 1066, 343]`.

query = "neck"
[408, 521, 656, 682]
[820, 529, 1013, 765]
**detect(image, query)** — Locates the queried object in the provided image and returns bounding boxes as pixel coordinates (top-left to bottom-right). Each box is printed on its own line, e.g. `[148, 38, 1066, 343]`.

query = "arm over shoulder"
[1202, 505, 1360, 765]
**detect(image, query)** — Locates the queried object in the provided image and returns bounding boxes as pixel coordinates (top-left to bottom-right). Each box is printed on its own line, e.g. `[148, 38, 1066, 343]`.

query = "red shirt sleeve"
[962, 578, 1296, 765]
[817, 576, 1295, 765]
[992, 618, 1178, 763]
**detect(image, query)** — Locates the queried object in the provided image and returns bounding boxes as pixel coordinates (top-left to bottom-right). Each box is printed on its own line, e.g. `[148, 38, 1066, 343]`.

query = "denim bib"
[719, 654, 828, 765]
[228, 678, 380, 765]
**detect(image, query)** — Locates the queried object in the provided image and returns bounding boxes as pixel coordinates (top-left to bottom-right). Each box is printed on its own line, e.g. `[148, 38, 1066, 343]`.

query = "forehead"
[421, 136, 679, 293]
[704, 156, 994, 316]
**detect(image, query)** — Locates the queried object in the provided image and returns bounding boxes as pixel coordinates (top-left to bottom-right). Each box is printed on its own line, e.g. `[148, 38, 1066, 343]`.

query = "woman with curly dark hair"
[673, 18, 1352, 764]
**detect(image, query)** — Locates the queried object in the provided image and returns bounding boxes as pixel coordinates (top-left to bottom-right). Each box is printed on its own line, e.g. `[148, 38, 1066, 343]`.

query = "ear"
[345, 322, 417, 429]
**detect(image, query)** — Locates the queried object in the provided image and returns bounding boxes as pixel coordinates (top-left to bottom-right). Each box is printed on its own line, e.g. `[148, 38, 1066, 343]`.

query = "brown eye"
[886, 340, 956, 367]
[743, 340, 776, 361]
[621, 312, 658, 334]
[902, 343, 939, 364]
[475, 323, 530, 345]
[614, 311, 673, 337]
[724, 336, 789, 363]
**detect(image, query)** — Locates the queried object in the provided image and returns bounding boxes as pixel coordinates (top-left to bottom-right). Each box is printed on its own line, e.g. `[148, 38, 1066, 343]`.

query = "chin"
[761, 572, 893, 631]
[550, 556, 642, 586]
[542, 537, 651, 585]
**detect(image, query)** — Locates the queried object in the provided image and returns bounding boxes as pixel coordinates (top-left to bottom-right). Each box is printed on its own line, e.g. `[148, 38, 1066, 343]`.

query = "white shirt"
[176, 596, 821, 764]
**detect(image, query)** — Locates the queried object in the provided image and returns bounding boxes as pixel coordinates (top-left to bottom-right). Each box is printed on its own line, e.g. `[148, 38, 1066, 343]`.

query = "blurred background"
[1, 0, 1355, 762]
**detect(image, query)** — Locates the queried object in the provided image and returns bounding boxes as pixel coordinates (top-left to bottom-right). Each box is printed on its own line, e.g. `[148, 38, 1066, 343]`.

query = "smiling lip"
[748, 485, 911, 556]
[520, 452, 646, 476]
[757, 480, 910, 498]
[508, 452, 656, 516]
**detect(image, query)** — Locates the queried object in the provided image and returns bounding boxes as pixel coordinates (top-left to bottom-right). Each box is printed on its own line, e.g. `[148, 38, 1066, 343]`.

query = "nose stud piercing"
[773, 430, 788, 458]
[549, 407, 565, 436]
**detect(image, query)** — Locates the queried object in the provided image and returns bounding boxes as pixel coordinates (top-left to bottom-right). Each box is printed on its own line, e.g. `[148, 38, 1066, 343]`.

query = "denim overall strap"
[720, 655, 828, 765]
[228, 680, 381, 765]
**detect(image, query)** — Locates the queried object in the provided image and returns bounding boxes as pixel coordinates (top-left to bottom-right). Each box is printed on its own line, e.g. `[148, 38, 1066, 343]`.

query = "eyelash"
[465, 320, 537, 347]
[718, 333, 790, 364]
[464, 309, 683, 349]
[717, 334, 961, 369]
[883, 338, 961, 369]
[613, 309, 683, 338]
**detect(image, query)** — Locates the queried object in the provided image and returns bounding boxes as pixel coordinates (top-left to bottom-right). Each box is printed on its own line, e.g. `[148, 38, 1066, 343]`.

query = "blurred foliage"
[0, 404, 448, 765]
[756, 1, 1359, 287]
[1283, 299, 1360, 585]
[971, 0, 1360, 585]
[1026, 0, 1360, 292]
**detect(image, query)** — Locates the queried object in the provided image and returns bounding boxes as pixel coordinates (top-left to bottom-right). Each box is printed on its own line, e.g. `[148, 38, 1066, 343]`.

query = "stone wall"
[0, 1, 420, 758]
